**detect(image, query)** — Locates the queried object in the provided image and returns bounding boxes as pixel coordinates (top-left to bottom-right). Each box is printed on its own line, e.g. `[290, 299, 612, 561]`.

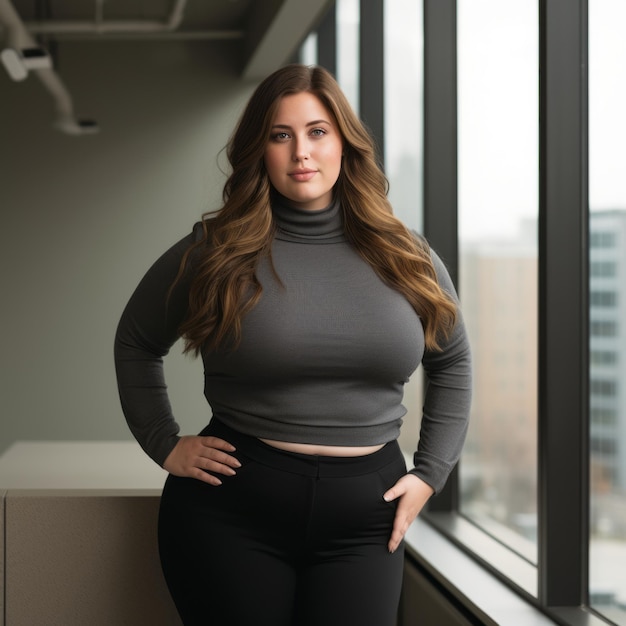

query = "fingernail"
[383, 494, 391, 502]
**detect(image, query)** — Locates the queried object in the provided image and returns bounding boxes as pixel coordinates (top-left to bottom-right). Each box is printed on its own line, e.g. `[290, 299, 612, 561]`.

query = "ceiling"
[3, 0, 334, 79]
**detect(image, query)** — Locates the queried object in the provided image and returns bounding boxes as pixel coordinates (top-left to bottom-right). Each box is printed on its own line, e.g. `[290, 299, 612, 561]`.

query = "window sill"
[405, 514, 610, 626]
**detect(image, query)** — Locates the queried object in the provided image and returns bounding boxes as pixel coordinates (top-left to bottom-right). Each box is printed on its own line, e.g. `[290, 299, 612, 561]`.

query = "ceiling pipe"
[0, 0, 98, 135]
[24, 0, 189, 36]
[95, 0, 104, 26]
[41, 30, 244, 42]
[38, 68, 99, 135]
[0, 0, 31, 49]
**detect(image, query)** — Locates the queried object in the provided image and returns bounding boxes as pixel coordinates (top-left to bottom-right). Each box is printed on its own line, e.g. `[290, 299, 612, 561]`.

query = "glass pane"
[589, 1, 626, 623]
[384, 0, 423, 231]
[383, 0, 424, 451]
[457, 0, 539, 564]
[300, 32, 318, 66]
[336, 0, 360, 114]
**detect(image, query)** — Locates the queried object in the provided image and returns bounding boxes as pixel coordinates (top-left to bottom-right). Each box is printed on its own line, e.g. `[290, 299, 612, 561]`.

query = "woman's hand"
[383, 473, 435, 553]
[163, 435, 241, 486]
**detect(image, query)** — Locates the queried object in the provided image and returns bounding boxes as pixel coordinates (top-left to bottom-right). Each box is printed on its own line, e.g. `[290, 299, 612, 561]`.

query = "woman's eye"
[311, 128, 326, 137]
[272, 132, 290, 141]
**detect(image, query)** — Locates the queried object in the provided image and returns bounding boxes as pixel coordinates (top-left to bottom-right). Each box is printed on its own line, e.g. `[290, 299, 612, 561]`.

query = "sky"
[588, 0, 626, 211]
[456, 0, 626, 241]
[457, 0, 539, 241]
[337, 0, 626, 242]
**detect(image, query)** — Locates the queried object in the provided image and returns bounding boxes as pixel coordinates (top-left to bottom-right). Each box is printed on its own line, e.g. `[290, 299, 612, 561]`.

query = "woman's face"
[264, 92, 343, 211]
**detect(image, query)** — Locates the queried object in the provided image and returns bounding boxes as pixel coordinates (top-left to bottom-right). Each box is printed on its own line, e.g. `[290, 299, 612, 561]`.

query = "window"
[384, 0, 423, 232]
[591, 351, 618, 366]
[384, 0, 425, 453]
[325, 1, 625, 623]
[591, 438, 618, 457]
[457, 0, 539, 561]
[299, 32, 318, 65]
[591, 291, 617, 307]
[590, 231, 617, 248]
[589, 3, 626, 622]
[591, 261, 617, 278]
[590, 380, 617, 397]
[592, 407, 618, 426]
[336, 0, 360, 113]
[591, 320, 618, 338]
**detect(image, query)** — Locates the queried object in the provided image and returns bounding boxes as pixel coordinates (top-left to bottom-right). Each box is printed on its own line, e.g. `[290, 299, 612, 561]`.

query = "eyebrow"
[270, 119, 331, 129]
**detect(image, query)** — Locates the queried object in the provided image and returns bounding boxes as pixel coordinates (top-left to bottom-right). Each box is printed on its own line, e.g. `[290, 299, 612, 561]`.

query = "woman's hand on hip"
[163, 435, 241, 486]
[383, 473, 435, 554]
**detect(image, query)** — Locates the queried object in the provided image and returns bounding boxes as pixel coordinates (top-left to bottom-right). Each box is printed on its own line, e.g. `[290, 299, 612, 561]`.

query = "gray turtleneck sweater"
[114, 198, 472, 493]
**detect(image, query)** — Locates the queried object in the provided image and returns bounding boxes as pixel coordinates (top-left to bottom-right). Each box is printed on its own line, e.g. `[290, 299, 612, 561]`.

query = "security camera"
[1, 46, 52, 81]
[54, 116, 100, 136]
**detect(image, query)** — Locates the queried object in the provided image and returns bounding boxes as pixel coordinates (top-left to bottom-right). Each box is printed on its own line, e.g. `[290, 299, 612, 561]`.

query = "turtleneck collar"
[272, 193, 345, 243]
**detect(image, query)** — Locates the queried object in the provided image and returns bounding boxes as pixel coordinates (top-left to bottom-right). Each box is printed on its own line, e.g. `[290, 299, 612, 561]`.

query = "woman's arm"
[114, 225, 251, 484]
[114, 229, 198, 467]
[410, 248, 473, 494]
[384, 247, 472, 551]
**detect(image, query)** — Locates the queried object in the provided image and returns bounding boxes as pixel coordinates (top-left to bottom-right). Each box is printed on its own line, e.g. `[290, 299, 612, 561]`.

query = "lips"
[288, 169, 317, 182]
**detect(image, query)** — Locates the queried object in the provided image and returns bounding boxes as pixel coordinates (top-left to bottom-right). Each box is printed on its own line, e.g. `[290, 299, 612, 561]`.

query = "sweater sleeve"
[114, 225, 202, 467]
[409, 248, 473, 494]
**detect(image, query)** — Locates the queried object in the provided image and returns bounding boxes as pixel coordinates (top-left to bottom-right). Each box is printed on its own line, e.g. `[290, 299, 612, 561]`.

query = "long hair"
[175, 64, 457, 355]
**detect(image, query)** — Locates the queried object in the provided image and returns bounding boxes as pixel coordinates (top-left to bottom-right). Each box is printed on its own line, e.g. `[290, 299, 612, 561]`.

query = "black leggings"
[158, 418, 407, 626]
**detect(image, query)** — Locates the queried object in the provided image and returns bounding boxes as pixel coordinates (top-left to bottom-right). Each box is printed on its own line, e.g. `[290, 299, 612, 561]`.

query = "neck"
[271, 193, 345, 243]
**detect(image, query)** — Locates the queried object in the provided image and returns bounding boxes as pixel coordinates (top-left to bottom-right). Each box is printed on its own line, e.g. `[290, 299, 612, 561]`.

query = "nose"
[292, 137, 310, 162]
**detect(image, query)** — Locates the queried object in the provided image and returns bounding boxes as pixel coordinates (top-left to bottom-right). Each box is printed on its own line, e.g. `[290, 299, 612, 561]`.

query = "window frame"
[537, 0, 590, 609]
[420, 0, 595, 622]
[304, 0, 606, 622]
[358, 0, 385, 161]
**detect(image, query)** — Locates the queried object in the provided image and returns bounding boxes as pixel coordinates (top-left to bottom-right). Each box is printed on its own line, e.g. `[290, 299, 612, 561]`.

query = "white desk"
[0, 440, 167, 490]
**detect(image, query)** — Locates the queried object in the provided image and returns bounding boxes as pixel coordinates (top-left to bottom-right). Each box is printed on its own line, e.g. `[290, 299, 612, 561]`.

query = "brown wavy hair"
[174, 64, 457, 355]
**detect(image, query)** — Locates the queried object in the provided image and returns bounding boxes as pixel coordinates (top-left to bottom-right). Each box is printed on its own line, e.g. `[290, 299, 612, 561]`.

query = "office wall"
[0, 39, 256, 455]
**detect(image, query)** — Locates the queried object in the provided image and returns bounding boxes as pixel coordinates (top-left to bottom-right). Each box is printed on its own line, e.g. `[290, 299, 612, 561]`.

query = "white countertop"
[0, 441, 167, 490]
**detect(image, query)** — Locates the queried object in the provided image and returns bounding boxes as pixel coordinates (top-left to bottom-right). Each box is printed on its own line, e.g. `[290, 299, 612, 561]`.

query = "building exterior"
[459, 225, 538, 546]
[590, 210, 626, 538]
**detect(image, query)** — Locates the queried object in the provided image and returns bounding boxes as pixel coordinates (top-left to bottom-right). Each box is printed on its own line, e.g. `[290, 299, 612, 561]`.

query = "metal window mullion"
[422, 0, 458, 512]
[316, 2, 337, 76]
[359, 0, 385, 166]
[538, 0, 589, 607]
[422, 0, 458, 284]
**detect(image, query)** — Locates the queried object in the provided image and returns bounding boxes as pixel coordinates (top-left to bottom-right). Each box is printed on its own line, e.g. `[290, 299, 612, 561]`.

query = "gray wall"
[0, 39, 257, 455]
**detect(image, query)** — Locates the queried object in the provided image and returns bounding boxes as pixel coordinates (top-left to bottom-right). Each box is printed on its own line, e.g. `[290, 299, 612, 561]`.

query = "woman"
[114, 64, 471, 626]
